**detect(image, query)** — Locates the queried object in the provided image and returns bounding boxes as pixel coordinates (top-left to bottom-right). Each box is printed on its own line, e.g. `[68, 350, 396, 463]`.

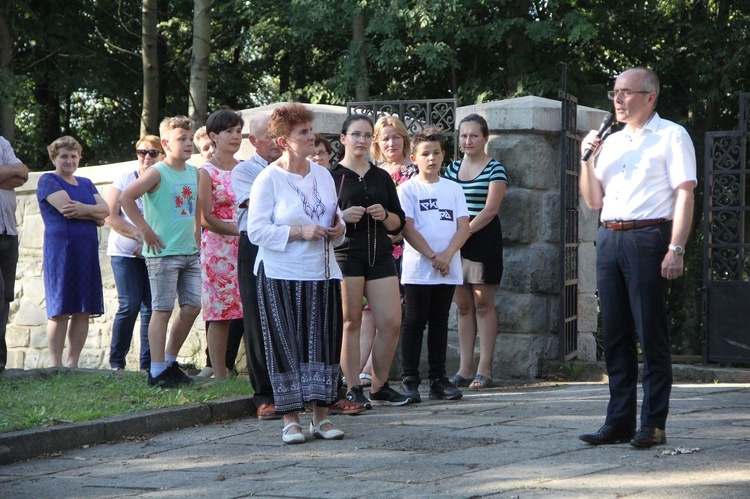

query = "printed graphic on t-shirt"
[419, 198, 454, 221]
[439, 209, 454, 221]
[173, 183, 197, 218]
[419, 198, 438, 211]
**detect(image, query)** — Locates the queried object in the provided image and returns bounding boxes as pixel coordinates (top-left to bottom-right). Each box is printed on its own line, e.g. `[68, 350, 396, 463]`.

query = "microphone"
[582, 112, 616, 161]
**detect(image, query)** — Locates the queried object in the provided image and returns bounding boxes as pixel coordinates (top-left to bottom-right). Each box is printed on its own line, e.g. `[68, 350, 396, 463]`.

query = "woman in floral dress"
[197, 109, 245, 378]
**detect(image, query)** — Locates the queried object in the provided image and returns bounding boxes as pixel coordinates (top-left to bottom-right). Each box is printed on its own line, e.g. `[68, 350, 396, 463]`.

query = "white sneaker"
[196, 366, 214, 379]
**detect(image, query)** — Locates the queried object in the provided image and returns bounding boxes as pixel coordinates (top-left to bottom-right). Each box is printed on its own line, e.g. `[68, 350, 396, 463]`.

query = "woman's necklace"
[324, 235, 331, 279]
[367, 212, 377, 267]
[212, 154, 234, 171]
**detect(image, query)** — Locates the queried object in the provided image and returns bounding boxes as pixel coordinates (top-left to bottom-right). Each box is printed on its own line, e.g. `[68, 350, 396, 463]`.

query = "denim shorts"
[146, 254, 202, 311]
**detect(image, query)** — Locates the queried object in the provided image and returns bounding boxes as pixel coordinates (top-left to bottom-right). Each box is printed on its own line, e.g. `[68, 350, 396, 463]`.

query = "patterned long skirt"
[256, 263, 343, 414]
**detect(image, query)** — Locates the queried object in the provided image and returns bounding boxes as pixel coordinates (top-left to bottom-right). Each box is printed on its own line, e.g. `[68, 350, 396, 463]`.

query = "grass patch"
[0, 370, 253, 433]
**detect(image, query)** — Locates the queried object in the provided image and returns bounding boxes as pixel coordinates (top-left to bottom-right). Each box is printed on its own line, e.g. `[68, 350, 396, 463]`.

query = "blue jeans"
[110, 256, 152, 370]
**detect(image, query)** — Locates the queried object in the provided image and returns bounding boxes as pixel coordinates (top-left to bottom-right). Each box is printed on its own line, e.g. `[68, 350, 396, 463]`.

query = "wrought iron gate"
[558, 67, 579, 361]
[346, 99, 458, 161]
[703, 93, 750, 364]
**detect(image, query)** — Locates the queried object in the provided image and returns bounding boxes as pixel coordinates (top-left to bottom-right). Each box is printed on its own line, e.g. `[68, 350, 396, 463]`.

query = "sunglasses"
[136, 149, 161, 158]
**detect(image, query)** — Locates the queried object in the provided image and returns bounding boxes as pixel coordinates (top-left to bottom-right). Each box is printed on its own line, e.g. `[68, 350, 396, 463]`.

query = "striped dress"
[443, 158, 508, 284]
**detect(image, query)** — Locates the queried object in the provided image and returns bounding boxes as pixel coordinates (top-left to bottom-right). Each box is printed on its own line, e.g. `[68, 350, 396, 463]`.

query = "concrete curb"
[540, 361, 750, 383]
[0, 396, 255, 465]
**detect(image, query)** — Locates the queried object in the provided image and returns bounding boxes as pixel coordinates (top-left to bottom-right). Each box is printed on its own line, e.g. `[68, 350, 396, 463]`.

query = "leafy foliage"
[4, 0, 750, 354]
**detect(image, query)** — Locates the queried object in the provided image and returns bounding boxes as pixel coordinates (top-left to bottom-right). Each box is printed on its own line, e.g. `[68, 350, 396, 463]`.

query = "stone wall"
[458, 97, 606, 376]
[4, 100, 605, 377]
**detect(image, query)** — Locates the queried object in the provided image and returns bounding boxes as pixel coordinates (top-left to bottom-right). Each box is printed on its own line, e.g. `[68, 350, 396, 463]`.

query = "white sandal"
[282, 422, 305, 444]
[359, 373, 372, 387]
[310, 419, 344, 440]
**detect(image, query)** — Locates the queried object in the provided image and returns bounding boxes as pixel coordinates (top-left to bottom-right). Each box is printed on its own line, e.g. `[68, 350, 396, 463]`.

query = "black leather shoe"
[629, 426, 667, 448]
[579, 425, 635, 445]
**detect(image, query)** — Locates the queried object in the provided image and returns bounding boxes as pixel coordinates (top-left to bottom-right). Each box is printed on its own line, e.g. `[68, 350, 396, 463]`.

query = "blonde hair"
[47, 136, 82, 159]
[371, 115, 410, 163]
[136, 135, 164, 153]
[193, 126, 209, 148]
[159, 116, 194, 138]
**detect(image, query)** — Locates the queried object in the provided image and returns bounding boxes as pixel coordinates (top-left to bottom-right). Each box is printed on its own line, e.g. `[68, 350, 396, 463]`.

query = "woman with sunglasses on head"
[329, 114, 412, 408]
[105, 136, 164, 371]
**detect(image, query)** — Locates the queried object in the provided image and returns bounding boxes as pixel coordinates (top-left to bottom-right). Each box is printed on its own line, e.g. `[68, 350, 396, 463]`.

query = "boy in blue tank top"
[121, 116, 201, 388]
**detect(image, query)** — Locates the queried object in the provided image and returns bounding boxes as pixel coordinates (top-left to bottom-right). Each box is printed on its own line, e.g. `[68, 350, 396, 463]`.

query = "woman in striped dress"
[443, 114, 508, 389]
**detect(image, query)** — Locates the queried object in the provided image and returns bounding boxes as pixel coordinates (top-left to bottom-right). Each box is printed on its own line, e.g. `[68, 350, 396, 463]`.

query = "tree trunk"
[703, 0, 730, 133]
[157, 0, 169, 116]
[141, 0, 159, 136]
[34, 73, 60, 167]
[0, 0, 15, 141]
[189, 0, 211, 128]
[352, 9, 369, 102]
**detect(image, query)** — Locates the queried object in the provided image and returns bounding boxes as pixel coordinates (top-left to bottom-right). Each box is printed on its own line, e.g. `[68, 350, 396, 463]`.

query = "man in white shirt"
[0, 136, 29, 372]
[578, 67, 697, 449]
[232, 115, 282, 419]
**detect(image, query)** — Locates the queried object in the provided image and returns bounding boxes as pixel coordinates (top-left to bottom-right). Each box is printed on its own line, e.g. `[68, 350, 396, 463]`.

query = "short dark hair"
[411, 125, 444, 154]
[314, 134, 333, 155]
[459, 113, 489, 137]
[206, 109, 244, 137]
[341, 114, 374, 135]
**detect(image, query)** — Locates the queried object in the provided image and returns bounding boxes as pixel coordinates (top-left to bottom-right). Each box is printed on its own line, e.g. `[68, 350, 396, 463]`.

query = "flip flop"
[469, 374, 493, 389]
[449, 373, 472, 388]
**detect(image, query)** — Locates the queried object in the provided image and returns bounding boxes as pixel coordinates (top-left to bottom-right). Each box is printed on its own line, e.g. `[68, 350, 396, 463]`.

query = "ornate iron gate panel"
[346, 99, 458, 161]
[558, 69, 579, 361]
[703, 93, 750, 364]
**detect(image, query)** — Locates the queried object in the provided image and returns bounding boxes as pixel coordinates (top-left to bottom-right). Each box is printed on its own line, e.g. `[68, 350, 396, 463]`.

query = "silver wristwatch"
[668, 244, 685, 255]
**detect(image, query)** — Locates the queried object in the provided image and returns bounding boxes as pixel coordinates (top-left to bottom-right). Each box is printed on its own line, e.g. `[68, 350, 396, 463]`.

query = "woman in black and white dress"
[247, 103, 347, 444]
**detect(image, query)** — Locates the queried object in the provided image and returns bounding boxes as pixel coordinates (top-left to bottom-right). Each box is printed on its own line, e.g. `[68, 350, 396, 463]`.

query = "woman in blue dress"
[37, 136, 109, 367]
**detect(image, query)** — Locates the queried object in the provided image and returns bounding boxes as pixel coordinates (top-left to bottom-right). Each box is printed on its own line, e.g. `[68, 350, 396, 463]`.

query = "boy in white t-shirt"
[398, 126, 470, 402]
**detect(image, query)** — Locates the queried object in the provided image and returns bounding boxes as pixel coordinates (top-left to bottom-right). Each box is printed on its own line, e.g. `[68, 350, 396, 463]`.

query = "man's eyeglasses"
[607, 90, 651, 100]
[347, 132, 374, 141]
[136, 149, 161, 158]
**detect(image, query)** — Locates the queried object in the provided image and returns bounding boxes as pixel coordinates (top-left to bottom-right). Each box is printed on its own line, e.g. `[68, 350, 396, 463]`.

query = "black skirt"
[462, 216, 504, 285]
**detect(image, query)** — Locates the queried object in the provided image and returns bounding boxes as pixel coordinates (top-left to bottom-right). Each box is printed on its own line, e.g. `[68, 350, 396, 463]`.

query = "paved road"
[2, 381, 749, 498]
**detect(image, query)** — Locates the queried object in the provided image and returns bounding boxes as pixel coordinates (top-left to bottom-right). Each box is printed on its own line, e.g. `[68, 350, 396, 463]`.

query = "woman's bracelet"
[297, 225, 303, 240]
[383, 209, 390, 221]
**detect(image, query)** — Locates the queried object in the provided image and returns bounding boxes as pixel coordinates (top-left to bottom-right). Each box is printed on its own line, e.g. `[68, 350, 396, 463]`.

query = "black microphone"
[582, 112, 616, 161]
